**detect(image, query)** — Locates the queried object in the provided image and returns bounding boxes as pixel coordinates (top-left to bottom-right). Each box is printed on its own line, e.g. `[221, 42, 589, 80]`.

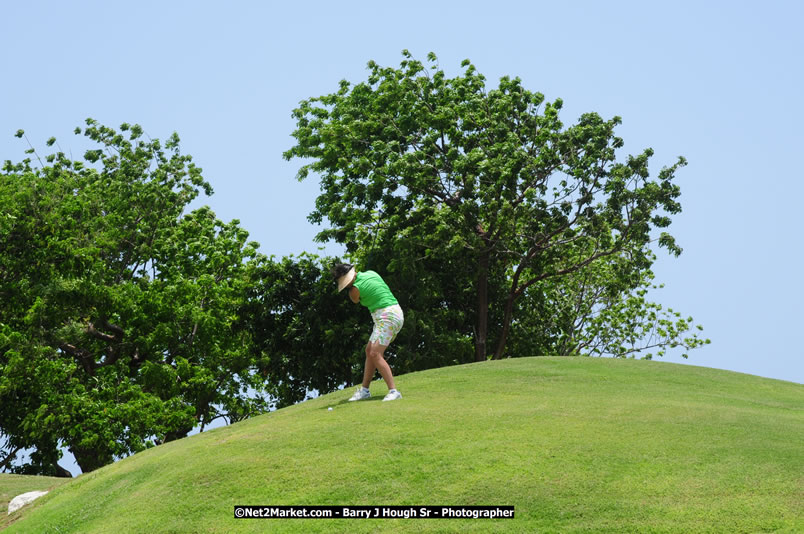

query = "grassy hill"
[3, 357, 802, 533]
[0, 474, 69, 528]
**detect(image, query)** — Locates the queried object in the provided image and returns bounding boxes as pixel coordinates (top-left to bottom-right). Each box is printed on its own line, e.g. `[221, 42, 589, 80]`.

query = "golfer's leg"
[368, 341, 395, 391]
[362, 344, 376, 389]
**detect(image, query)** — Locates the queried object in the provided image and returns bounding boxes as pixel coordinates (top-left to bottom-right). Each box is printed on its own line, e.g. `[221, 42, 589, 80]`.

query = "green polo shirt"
[352, 271, 398, 312]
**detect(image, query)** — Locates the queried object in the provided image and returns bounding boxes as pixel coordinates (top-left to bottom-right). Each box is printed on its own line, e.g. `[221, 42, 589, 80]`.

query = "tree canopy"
[0, 122, 270, 473]
[285, 50, 708, 362]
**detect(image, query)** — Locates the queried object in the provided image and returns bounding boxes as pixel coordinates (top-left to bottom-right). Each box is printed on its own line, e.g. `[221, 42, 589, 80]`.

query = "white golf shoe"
[382, 389, 402, 402]
[348, 387, 371, 401]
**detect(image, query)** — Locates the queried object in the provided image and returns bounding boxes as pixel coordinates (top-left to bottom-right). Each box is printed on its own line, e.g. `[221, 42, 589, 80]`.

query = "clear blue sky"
[2, 0, 802, 393]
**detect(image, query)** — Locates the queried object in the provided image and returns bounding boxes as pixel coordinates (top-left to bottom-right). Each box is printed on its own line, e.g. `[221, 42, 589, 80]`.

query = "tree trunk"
[474, 251, 490, 362]
[54, 463, 73, 478]
[164, 426, 193, 443]
[71, 445, 114, 473]
[494, 260, 528, 360]
[493, 291, 517, 360]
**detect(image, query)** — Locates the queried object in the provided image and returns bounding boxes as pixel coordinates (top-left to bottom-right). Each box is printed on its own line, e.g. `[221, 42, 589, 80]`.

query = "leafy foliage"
[285, 50, 708, 362]
[0, 121, 269, 473]
[510, 252, 709, 358]
[243, 253, 365, 408]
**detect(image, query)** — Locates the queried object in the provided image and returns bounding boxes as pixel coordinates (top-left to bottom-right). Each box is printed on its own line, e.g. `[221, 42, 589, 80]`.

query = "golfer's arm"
[349, 287, 360, 304]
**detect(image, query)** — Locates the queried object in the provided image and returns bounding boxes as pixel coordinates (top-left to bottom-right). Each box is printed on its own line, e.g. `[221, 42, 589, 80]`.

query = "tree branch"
[514, 245, 622, 299]
[59, 343, 94, 373]
[0, 443, 23, 472]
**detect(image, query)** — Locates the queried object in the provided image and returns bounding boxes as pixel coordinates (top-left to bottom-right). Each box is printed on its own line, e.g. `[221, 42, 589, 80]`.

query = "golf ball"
[328, 407, 333, 411]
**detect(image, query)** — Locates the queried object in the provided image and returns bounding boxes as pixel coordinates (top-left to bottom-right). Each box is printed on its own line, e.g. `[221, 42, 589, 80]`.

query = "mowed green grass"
[4, 357, 803, 533]
[0, 474, 69, 530]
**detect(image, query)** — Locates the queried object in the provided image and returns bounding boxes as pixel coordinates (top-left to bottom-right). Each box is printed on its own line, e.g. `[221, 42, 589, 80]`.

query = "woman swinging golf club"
[333, 263, 403, 402]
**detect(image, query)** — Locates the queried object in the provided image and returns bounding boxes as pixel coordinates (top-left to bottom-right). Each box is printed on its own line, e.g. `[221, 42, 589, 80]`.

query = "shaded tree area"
[243, 254, 365, 408]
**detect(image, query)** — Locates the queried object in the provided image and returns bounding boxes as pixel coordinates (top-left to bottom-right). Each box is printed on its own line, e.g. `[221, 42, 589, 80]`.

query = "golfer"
[333, 263, 403, 402]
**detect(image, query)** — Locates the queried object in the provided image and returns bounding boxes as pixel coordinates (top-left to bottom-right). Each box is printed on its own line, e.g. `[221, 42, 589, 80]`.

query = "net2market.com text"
[234, 505, 515, 519]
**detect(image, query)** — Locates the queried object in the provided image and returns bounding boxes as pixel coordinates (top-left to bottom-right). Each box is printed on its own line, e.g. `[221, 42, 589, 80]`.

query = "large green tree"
[285, 51, 705, 362]
[0, 122, 269, 473]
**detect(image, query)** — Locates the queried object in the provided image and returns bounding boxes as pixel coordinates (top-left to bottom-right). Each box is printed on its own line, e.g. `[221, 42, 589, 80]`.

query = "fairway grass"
[0, 474, 69, 530]
[4, 357, 803, 533]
